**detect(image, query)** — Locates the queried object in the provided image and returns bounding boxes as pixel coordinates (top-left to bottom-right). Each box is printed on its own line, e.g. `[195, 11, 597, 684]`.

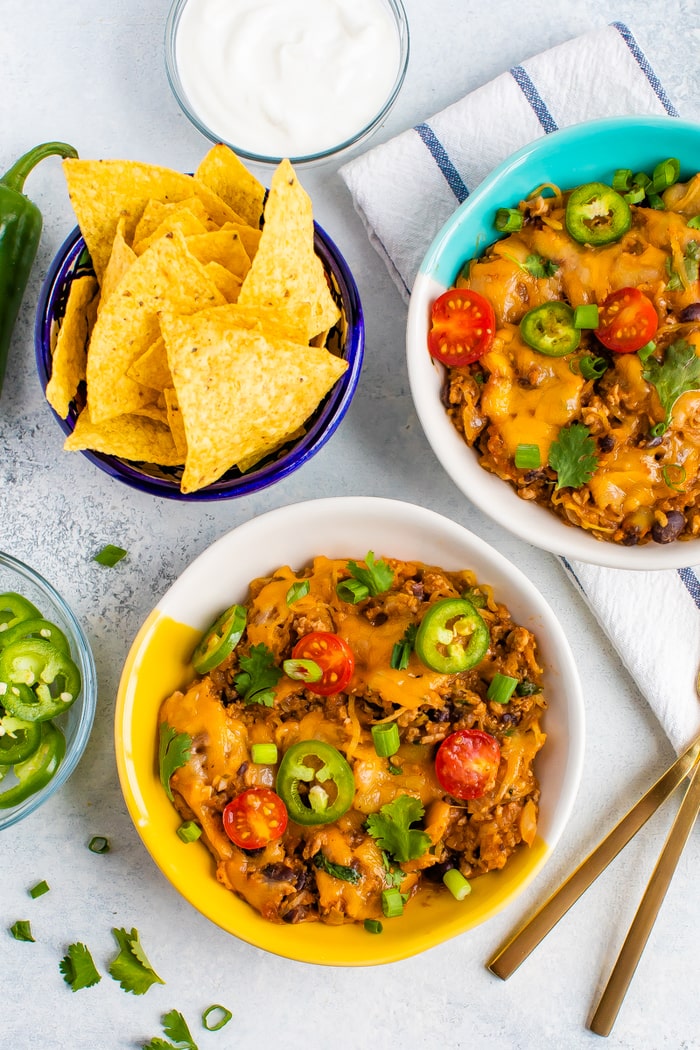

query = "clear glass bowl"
[0, 552, 97, 830]
[164, 0, 410, 166]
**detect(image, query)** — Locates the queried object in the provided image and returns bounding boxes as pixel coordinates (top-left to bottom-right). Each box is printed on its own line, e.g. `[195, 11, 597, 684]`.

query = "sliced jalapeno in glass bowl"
[0, 552, 96, 829]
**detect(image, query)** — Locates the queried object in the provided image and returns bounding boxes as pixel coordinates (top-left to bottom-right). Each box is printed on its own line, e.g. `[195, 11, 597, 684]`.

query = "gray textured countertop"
[2, 2, 699, 1048]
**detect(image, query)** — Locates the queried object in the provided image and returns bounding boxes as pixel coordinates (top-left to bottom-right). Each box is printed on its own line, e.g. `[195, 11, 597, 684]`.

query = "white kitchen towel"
[340, 22, 700, 753]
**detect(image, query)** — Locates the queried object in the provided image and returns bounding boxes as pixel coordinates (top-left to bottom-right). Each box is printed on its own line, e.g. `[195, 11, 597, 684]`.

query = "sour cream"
[172, 0, 405, 159]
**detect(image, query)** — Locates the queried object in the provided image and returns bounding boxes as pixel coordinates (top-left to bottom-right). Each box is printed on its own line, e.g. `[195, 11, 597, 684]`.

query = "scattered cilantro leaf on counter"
[643, 339, 700, 434]
[108, 927, 164, 995]
[93, 543, 128, 567]
[548, 423, 598, 489]
[366, 795, 431, 864]
[59, 942, 101, 990]
[10, 919, 35, 942]
[158, 723, 193, 801]
[345, 551, 394, 596]
[234, 644, 282, 707]
[313, 852, 361, 884]
[143, 1009, 198, 1050]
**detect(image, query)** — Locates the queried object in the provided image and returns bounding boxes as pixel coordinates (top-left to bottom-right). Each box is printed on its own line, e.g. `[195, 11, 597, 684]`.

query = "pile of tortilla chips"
[45, 145, 347, 493]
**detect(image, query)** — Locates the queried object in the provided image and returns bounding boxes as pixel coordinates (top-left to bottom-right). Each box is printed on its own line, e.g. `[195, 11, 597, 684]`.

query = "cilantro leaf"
[59, 942, 101, 991]
[643, 339, 700, 433]
[345, 551, 394, 597]
[158, 723, 193, 802]
[313, 852, 361, 884]
[234, 644, 282, 706]
[548, 423, 598, 489]
[390, 623, 417, 670]
[142, 1041, 178, 1050]
[365, 795, 431, 864]
[143, 1010, 199, 1050]
[522, 253, 559, 278]
[108, 927, 164, 995]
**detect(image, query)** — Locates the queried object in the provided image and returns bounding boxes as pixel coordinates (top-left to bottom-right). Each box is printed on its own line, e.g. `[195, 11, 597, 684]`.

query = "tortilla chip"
[127, 337, 172, 392]
[45, 275, 100, 418]
[195, 144, 265, 229]
[236, 425, 306, 473]
[186, 228, 251, 279]
[65, 406, 185, 465]
[203, 262, 242, 303]
[237, 160, 340, 341]
[132, 206, 209, 256]
[222, 222, 261, 261]
[86, 230, 225, 422]
[189, 301, 312, 345]
[99, 218, 136, 308]
[132, 197, 217, 247]
[62, 158, 245, 280]
[163, 387, 188, 458]
[160, 311, 348, 492]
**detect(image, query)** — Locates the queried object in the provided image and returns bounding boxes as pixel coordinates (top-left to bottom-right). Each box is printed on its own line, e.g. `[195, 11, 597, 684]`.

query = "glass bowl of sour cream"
[165, 0, 409, 165]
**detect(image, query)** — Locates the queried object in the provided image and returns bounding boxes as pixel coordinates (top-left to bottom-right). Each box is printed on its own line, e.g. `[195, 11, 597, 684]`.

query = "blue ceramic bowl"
[36, 224, 364, 501]
[0, 551, 97, 831]
[407, 115, 700, 570]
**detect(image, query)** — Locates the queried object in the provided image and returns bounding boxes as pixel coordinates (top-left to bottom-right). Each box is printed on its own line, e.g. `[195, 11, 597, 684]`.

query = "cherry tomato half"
[595, 287, 658, 353]
[428, 289, 496, 367]
[222, 787, 288, 849]
[291, 632, 355, 696]
[435, 729, 501, 800]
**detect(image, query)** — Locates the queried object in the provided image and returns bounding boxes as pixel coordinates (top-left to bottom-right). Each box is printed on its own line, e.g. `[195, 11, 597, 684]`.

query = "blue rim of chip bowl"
[0, 550, 98, 830]
[164, 0, 410, 167]
[35, 223, 364, 501]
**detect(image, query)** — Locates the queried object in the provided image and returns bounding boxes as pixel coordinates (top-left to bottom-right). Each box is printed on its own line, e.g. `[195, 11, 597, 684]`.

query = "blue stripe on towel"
[678, 567, 700, 610]
[414, 123, 469, 203]
[509, 67, 558, 134]
[611, 22, 679, 117]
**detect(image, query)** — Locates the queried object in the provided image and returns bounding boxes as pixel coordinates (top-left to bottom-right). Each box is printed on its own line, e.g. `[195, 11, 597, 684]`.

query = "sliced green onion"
[29, 880, 50, 899]
[202, 1005, 233, 1032]
[10, 920, 34, 942]
[652, 157, 680, 193]
[579, 355, 608, 380]
[282, 658, 322, 683]
[612, 168, 633, 192]
[251, 742, 278, 764]
[487, 673, 518, 704]
[650, 421, 668, 438]
[688, 216, 700, 230]
[93, 544, 127, 567]
[637, 341, 657, 363]
[647, 192, 666, 210]
[371, 722, 400, 758]
[573, 304, 599, 329]
[176, 820, 202, 843]
[495, 207, 523, 232]
[661, 464, 687, 491]
[336, 579, 370, 604]
[286, 580, 310, 605]
[633, 171, 652, 190]
[364, 918, 384, 934]
[623, 184, 646, 205]
[381, 887, 405, 918]
[443, 868, 472, 901]
[390, 640, 410, 670]
[88, 836, 110, 854]
[514, 444, 541, 470]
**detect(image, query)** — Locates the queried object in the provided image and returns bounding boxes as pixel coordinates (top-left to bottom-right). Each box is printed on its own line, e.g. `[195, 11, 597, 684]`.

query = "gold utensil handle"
[588, 758, 700, 1036]
[487, 733, 700, 980]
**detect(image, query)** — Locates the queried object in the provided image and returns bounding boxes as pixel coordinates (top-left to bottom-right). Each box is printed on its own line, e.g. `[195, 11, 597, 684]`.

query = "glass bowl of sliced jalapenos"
[0, 552, 97, 829]
[407, 115, 700, 569]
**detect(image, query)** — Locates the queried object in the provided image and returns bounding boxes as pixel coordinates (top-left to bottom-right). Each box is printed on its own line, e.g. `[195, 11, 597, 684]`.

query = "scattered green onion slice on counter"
[251, 742, 278, 764]
[176, 820, 202, 843]
[381, 887, 405, 918]
[88, 835, 110, 854]
[495, 207, 523, 232]
[29, 880, 50, 898]
[371, 722, 400, 758]
[364, 918, 383, 934]
[487, 673, 518, 704]
[93, 544, 127, 567]
[202, 1005, 233, 1032]
[443, 868, 472, 901]
[573, 304, 599, 329]
[579, 355, 608, 380]
[514, 444, 541, 470]
[10, 919, 34, 941]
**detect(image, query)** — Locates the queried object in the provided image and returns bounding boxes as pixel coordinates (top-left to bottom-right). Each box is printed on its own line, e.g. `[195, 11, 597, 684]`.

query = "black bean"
[598, 434, 615, 453]
[651, 511, 685, 544]
[679, 303, 700, 323]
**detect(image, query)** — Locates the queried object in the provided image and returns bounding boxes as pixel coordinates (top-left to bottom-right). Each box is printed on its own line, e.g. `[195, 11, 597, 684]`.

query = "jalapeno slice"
[415, 598, 489, 674]
[0, 715, 42, 765]
[520, 301, 581, 357]
[0, 638, 81, 721]
[276, 739, 355, 826]
[192, 603, 247, 674]
[0, 617, 70, 654]
[0, 592, 41, 632]
[565, 182, 632, 246]
[0, 720, 66, 808]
